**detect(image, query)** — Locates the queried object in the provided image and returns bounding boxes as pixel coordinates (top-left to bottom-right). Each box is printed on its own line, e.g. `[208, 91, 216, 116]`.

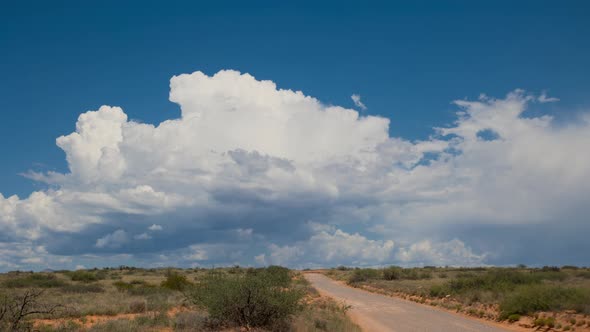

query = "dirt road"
[305, 273, 515, 332]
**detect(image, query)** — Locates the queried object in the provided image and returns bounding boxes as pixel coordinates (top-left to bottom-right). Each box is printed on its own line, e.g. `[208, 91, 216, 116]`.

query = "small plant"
[161, 270, 192, 291]
[533, 317, 546, 326]
[128, 300, 146, 313]
[507, 314, 521, 322]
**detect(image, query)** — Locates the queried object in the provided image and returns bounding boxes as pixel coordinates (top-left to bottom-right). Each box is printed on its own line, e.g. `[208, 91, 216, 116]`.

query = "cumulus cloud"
[148, 224, 163, 231]
[351, 94, 367, 110]
[1, 70, 589, 270]
[95, 230, 128, 248]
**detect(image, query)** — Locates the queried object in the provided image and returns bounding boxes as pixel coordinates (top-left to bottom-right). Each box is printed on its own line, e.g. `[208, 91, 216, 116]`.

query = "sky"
[1, 1, 590, 271]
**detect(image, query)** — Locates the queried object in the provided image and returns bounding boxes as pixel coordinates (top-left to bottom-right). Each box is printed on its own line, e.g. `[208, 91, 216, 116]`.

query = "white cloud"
[1, 70, 589, 269]
[134, 233, 152, 240]
[254, 254, 267, 266]
[95, 230, 128, 248]
[148, 224, 163, 231]
[351, 94, 367, 110]
[538, 92, 559, 103]
[396, 239, 487, 267]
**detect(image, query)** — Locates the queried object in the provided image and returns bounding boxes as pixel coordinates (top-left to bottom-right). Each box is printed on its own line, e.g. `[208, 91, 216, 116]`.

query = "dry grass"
[1, 267, 360, 331]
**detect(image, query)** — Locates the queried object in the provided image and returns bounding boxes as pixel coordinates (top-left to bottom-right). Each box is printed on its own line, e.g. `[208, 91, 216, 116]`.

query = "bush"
[128, 300, 146, 313]
[60, 283, 105, 293]
[2, 274, 66, 288]
[507, 314, 521, 322]
[446, 269, 539, 294]
[499, 284, 590, 319]
[186, 267, 303, 329]
[68, 271, 99, 283]
[161, 271, 191, 291]
[429, 284, 449, 298]
[382, 266, 402, 280]
[348, 269, 380, 284]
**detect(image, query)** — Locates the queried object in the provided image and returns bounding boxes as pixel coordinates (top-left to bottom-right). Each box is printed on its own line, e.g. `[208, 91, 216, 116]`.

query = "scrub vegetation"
[0, 266, 359, 331]
[326, 265, 590, 330]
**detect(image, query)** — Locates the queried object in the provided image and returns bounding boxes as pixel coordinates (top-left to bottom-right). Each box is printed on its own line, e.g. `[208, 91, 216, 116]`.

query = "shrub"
[128, 300, 146, 313]
[402, 269, 419, 280]
[186, 267, 304, 329]
[499, 284, 590, 319]
[263, 266, 291, 287]
[447, 269, 539, 295]
[348, 269, 380, 284]
[429, 284, 448, 298]
[533, 317, 546, 326]
[2, 274, 66, 288]
[60, 283, 105, 293]
[161, 271, 191, 291]
[68, 271, 99, 283]
[382, 266, 402, 280]
[507, 314, 521, 322]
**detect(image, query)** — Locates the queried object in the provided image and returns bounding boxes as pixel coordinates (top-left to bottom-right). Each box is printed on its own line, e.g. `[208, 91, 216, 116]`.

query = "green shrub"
[382, 266, 402, 280]
[447, 269, 539, 294]
[499, 284, 590, 319]
[348, 269, 380, 284]
[429, 284, 448, 298]
[507, 314, 521, 322]
[68, 271, 99, 283]
[2, 274, 66, 288]
[60, 283, 104, 293]
[401, 269, 419, 280]
[161, 271, 191, 291]
[263, 266, 291, 287]
[186, 267, 303, 329]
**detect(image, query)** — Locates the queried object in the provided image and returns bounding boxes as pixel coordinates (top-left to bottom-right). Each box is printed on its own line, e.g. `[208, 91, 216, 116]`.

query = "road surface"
[305, 273, 514, 332]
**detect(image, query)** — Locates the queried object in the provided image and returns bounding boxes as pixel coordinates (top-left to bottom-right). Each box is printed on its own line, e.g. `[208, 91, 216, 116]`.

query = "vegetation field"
[0, 266, 359, 332]
[325, 265, 590, 331]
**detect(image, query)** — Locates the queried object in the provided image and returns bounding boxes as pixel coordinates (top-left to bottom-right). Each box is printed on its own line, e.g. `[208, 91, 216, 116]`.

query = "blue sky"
[1, 1, 589, 270]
